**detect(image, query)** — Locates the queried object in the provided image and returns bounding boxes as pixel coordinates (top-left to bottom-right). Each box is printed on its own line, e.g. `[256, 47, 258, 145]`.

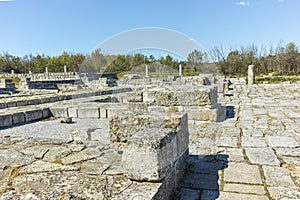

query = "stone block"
[127, 103, 147, 113]
[12, 112, 25, 124]
[143, 86, 217, 106]
[99, 107, 107, 118]
[49, 107, 68, 118]
[42, 108, 52, 118]
[106, 107, 127, 118]
[6, 101, 17, 108]
[57, 95, 66, 101]
[183, 106, 218, 122]
[16, 100, 28, 107]
[68, 107, 78, 118]
[0, 102, 6, 109]
[27, 99, 41, 106]
[48, 96, 59, 103]
[24, 109, 43, 122]
[148, 106, 165, 113]
[0, 114, 13, 128]
[122, 128, 178, 182]
[77, 107, 99, 118]
[40, 97, 50, 104]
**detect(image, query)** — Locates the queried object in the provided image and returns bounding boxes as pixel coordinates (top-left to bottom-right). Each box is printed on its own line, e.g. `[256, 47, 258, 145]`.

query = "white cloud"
[277, 0, 285, 2]
[236, 1, 250, 6]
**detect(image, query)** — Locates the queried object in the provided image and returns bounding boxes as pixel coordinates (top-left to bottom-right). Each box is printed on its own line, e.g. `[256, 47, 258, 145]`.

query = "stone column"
[45, 67, 48, 74]
[64, 65, 67, 74]
[145, 65, 149, 78]
[179, 64, 182, 78]
[248, 65, 255, 85]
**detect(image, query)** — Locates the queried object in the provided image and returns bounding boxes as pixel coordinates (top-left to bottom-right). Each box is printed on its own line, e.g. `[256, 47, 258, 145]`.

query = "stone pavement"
[176, 80, 300, 200]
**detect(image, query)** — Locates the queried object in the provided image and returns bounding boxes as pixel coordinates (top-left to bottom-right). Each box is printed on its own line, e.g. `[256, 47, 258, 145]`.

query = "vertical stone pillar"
[145, 65, 149, 78]
[11, 70, 14, 75]
[179, 64, 182, 78]
[248, 65, 255, 85]
[64, 65, 67, 74]
[45, 67, 49, 74]
[29, 70, 32, 74]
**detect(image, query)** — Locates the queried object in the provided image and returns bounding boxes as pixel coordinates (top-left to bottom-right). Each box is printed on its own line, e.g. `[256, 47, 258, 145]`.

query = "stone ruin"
[0, 72, 228, 199]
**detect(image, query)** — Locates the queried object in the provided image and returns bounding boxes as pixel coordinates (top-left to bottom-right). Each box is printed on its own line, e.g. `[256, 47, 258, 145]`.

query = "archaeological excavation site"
[0, 69, 300, 200]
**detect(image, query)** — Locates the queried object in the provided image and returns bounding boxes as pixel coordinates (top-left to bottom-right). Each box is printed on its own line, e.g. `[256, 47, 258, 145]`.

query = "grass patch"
[255, 75, 300, 84]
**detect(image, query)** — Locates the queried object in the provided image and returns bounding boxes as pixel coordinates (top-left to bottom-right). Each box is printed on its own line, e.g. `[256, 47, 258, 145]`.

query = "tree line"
[1, 42, 299, 77]
[211, 42, 300, 77]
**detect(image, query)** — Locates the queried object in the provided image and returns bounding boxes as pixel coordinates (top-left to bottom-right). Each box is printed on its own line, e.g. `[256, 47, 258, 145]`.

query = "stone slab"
[267, 136, 299, 148]
[268, 187, 300, 200]
[61, 148, 103, 165]
[245, 147, 280, 166]
[223, 183, 265, 195]
[216, 137, 238, 147]
[263, 166, 296, 187]
[224, 163, 263, 184]
[20, 160, 79, 173]
[218, 192, 268, 200]
[180, 173, 220, 190]
[242, 137, 267, 147]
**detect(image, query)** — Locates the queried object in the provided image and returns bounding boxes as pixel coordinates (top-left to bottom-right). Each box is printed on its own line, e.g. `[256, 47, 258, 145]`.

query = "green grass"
[255, 75, 300, 84]
[0, 76, 21, 85]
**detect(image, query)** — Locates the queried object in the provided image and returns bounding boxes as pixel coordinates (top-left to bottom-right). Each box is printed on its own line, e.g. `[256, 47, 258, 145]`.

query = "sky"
[0, 0, 299, 58]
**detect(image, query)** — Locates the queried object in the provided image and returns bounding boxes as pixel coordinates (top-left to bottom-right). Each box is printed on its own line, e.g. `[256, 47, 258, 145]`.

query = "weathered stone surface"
[143, 86, 217, 106]
[61, 148, 103, 165]
[77, 107, 100, 118]
[267, 136, 299, 148]
[20, 160, 79, 173]
[24, 109, 43, 122]
[223, 183, 266, 195]
[263, 166, 295, 187]
[20, 145, 50, 159]
[224, 163, 263, 184]
[127, 91, 143, 102]
[241, 136, 267, 147]
[0, 114, 13, 128]
[122, 128, 181, 181]
[218, 192, 268, 200]
[43, 146, 71, 162]
[268, 187, 300, 200]
[177, 188, 200, 200]
[12, 112, 25, 125]
[216, 136, 238, 147]
[49, 107, 68, 118]
[180, 173, 220, 190]
[0, 149, 34, 167]
[245, 147, 280, 166]
[67, 107, 78, 118]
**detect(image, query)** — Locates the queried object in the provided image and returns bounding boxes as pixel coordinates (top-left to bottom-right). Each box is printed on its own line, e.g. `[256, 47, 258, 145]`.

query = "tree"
[186, 49, 207, 72]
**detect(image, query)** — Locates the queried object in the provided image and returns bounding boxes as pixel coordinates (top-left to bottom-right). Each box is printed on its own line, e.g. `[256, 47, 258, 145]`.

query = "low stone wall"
[0, 108, 51, 128]
[0, 88, 132, 110]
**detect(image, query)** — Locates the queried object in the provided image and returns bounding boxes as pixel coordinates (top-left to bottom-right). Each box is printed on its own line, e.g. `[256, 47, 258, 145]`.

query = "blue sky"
[0, 0, 299, 57]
